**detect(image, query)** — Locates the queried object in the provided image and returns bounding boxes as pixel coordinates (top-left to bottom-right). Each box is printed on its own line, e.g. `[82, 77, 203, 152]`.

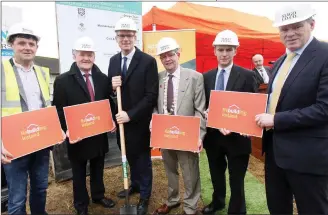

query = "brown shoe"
[152, 203, 181, 215]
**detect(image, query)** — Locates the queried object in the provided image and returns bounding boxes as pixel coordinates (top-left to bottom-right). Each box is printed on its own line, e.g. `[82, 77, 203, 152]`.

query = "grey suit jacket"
[154, 67, 206, 140]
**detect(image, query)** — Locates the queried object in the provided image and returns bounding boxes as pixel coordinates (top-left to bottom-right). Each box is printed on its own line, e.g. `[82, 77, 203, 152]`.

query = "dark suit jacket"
[52, 63, 114, 161]
[263, 38, 328, 175]
[203, 64, 258, 156]
[107, 47, 159, 156]
[253, 66, 271, 87]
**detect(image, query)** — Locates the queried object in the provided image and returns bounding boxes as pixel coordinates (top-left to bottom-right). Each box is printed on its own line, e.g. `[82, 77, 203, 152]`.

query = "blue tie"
[122, 56, 128, 78]
[215, 69, 225, 90]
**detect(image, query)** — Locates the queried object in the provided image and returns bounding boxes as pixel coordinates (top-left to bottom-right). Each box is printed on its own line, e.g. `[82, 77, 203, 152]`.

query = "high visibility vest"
[1, 60, 51, 117]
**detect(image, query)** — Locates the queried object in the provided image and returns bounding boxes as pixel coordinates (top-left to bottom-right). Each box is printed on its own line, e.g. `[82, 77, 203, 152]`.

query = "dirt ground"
[4, 155, 297, 214]
[29, 159, 203, 214]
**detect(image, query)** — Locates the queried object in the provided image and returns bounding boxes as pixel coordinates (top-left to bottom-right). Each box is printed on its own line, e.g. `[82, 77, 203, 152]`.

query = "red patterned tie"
[83, 73, 95, 101]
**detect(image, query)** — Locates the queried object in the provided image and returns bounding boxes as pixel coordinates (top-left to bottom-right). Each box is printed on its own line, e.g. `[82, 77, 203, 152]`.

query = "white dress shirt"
[257, 67, 269, 84]
[14, 59, 43, 111]
[164, 66, 180, 114]
[268, 35, 314, 112]
[215, 63, 233, 90]
[80, 70, 94, 91]
[121, 47, 136, 70]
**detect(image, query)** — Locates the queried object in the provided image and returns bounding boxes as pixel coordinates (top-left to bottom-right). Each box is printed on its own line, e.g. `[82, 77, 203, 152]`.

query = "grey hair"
[305, 17, 315, 23]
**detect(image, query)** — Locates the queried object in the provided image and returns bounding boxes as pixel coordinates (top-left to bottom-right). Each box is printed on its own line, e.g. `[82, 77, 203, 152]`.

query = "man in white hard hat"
[255, 4, 328, 214]
[151, 37, 206, 215]
[52, 36, 116, 215]
[252, 54, 272, 86]
[1, 22, 66, 214]
[202, 30, 257, 215]
[108, 17, 159, 215]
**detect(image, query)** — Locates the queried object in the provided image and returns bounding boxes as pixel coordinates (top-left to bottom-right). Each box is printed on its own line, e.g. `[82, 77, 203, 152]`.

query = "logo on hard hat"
[282, 11, 297, 22]
[160, 45, 170, 52]
[22, 28, 33, 34]
[121, 23, 130, 28]
[221, 38, 232, 43]
[81, 43, 91, 49]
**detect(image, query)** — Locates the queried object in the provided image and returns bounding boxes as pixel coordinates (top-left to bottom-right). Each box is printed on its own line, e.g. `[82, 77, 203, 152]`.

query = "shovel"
[116, 86, 137, 215]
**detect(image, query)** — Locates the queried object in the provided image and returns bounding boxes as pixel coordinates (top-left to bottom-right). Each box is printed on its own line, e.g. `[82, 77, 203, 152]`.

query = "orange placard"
[207, 91, 268, 137]
[63, 99, 115, 141]
[1, 106, 63, 159]
[150, 114, 200, 152]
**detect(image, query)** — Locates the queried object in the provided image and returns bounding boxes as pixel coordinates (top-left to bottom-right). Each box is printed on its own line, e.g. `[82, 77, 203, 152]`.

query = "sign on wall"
[1, 6, 22, 58]
[55, 2, 142, 74]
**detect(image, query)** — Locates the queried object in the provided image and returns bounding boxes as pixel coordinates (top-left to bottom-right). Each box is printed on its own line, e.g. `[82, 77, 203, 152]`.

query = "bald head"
[252, 54, 264, 69]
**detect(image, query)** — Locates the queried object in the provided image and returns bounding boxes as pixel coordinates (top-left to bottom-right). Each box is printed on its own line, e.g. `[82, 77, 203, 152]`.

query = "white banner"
[55, 2, 142, 75]
[1, 6, 22, 59]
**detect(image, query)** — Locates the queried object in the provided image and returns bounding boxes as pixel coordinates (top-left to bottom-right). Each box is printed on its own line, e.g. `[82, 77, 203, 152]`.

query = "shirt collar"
[13, 58, 34, 72]
[121, 47, 136, 60]
[257, 66, 265, 72]
[218, 62, 233, 75]
[286, 35, 314, 56]
[166, 66, 181, 79]
[80, 70, 92, 77]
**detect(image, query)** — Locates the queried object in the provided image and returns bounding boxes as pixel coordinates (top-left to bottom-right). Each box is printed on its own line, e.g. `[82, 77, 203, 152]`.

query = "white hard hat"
[273, 4, 316, 27]
[114, 17, 137, 32]
[213, 30, 239, 47]
[73, 36, 96, 52]
[7, 22, 40, 43]
[156, 37, 180, 55]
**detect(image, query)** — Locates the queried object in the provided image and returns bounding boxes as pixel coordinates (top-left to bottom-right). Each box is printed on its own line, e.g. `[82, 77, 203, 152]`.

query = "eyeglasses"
[117, 34, 135, 40]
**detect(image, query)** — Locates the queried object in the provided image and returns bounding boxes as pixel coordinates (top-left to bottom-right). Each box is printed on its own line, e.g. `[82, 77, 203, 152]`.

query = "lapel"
[209, 69, 217, 91]
[124, 47, 141, 83]
[226, 65, 240, 91]
[9, 58, 28, 105]
[158, 72, 166, 114]
[91, 66, 102, 100]
[278, 39, 317, 103]
[70, 63, 91, 101]
[254, 68, 264, 82]
[177, 67, 191, 112]
[267, 56, 285, 94]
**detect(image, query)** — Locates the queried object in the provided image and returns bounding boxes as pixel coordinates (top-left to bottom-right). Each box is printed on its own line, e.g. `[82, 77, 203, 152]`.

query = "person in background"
[256, 4, 328, 214]
[52, 36, 116, 215]
[252, 54, 272, 86]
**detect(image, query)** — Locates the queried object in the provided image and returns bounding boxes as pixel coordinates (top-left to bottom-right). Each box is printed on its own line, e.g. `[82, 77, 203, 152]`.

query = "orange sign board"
[63, 99, 115, 141]
[1, 106, 63, 159]
[207, 91, 268, 137]
[150, 114, 200, 152]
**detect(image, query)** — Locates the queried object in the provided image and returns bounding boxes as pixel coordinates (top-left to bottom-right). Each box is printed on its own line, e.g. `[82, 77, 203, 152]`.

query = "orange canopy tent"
[143, 2, 285, 73]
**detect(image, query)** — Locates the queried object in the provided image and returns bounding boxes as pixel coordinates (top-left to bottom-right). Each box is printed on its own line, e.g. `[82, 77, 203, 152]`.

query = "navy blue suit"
[108, 47, 159, 199]
[263, 38, 328, 214]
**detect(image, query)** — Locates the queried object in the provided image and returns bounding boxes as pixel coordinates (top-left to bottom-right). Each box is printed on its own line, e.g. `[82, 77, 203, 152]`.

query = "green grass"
[199, 151, 269, 214]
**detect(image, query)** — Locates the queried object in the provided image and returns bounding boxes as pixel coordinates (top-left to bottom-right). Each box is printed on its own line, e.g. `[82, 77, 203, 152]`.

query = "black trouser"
[265, 134, 328, 214]
[206, 145, 249, 214]
[127, 149, 153, 199]
[70, 156, 105, 211]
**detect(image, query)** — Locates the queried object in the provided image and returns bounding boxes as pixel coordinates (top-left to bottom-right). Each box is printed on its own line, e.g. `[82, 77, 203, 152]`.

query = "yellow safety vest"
[1, 60, 51, 117]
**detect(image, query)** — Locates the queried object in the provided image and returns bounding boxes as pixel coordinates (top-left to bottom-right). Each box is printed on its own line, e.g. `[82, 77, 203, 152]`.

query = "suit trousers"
[70, 156, 105, 211]
[205, 145, 249, 214]
[161, 149, 201, 214]
[265, 132, 328, 215]
[127, 149, 153, 199]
